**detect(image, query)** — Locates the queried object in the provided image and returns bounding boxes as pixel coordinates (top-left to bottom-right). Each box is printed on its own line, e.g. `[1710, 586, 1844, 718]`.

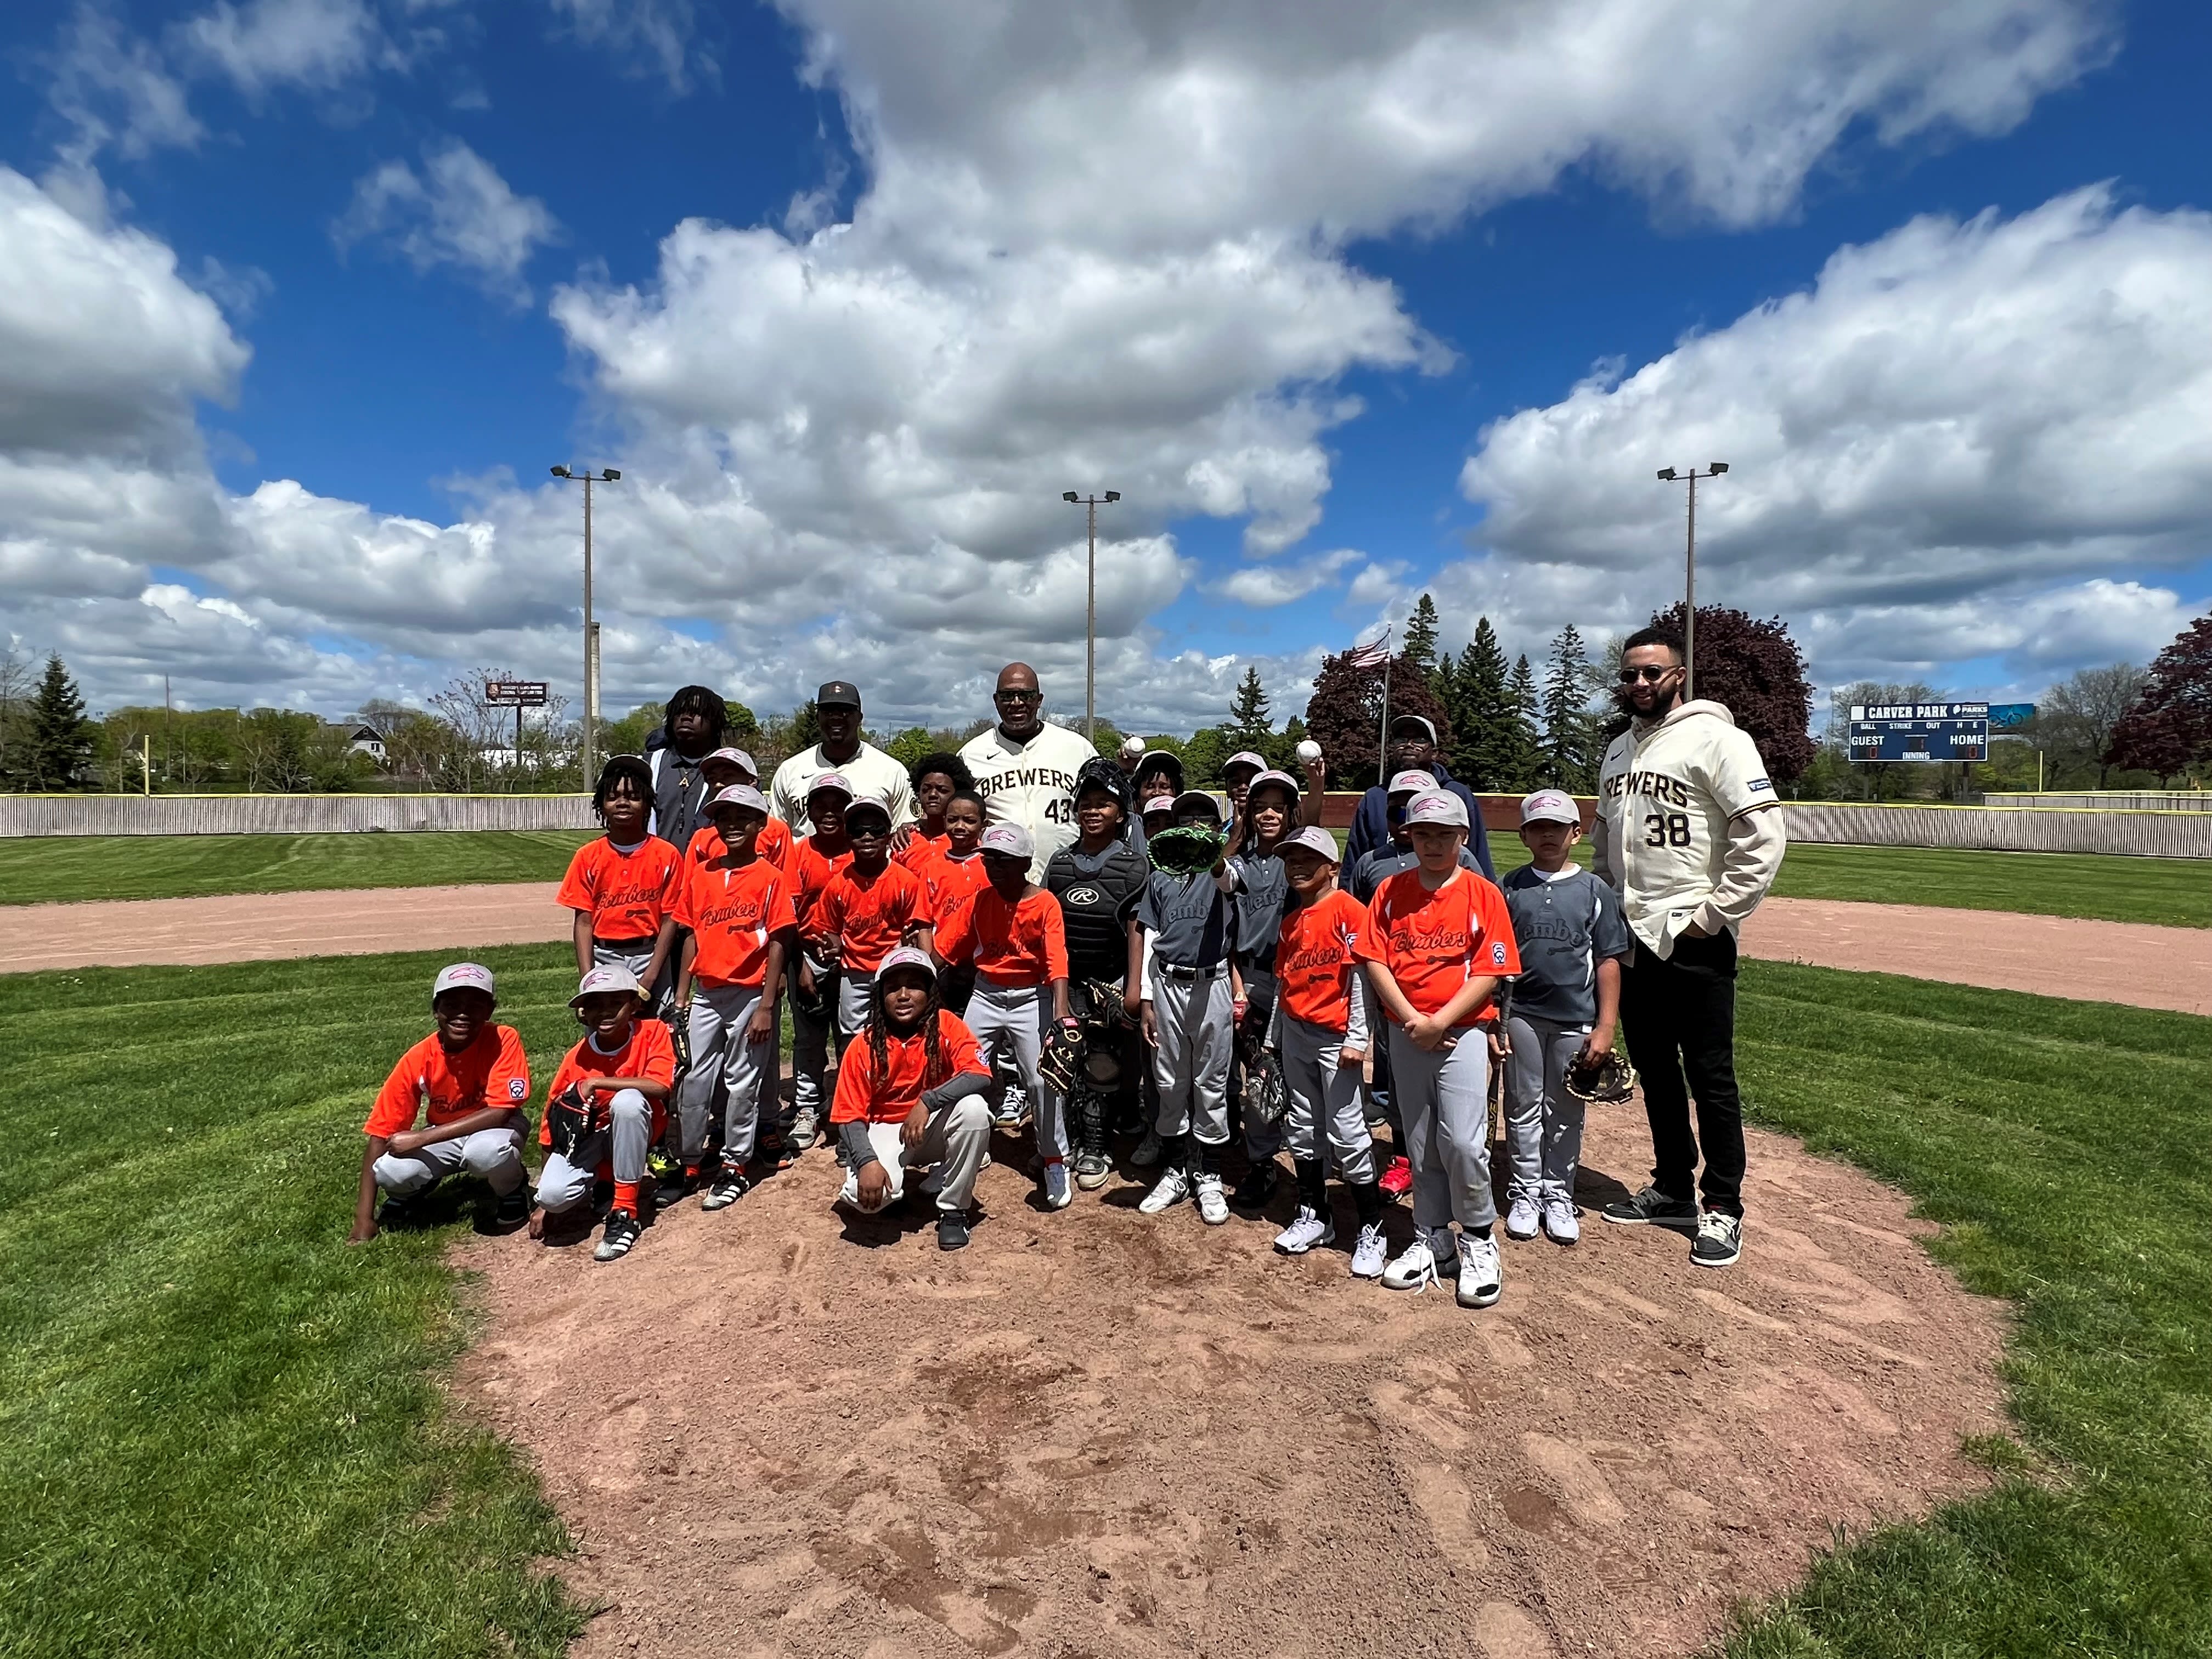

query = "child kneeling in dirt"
[534, 966, 676, 1263]
[831, 948, 994, 1251]
[351, 962, 533, 1241]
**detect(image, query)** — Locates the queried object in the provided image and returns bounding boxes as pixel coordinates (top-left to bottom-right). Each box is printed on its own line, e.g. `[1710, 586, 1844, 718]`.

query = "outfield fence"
[1983, 791, 2212, 812]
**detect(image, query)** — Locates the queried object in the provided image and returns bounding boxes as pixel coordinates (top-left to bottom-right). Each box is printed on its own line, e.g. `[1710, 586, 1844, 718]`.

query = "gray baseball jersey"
[1499, 865, 1633, 1027]
[1136, 868, 1238, 970]
[1346, 842, 1480, 904]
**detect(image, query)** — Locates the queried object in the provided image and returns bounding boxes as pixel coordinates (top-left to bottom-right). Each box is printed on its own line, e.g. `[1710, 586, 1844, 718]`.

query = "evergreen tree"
[1402, 593, 1443, 692]
[790, 698, 821, 750]
[1227, 665, 1273, 743]
[1446, 618, 1514, 787]
[1504, 654, 1542, 790]
[27, 653, 93, 789]
[1539, 624, 1598, 791]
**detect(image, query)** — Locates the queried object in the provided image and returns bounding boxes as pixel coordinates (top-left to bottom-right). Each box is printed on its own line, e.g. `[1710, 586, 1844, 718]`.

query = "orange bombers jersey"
[557, 836, 683, 943]
[365, 1025, 530, 1138]
[1355, 868, 1520, 1020]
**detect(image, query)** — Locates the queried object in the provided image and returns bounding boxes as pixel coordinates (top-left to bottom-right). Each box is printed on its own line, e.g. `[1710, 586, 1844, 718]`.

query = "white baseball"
[1295, 740, 1323, 764]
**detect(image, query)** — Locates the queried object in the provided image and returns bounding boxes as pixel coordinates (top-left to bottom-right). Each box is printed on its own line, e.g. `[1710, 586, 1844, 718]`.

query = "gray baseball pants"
[837, 968, 878, 1040]
[678, 983, 771, 1166]
[1504, 1013, 1587, 1203]
[1278, 1016, 1376, 1182]
[534, 1088, 653, 1213]
[1151, 968, 1233, 1146]
[790, 955, 840, 1118]
[1385, 1025, 1497, 1240]
[836, 1097, 992, 1214]
[592, 941, 668, 1017]
[374, 1111, 527, 1197]
[964, 980, 1068, 1161]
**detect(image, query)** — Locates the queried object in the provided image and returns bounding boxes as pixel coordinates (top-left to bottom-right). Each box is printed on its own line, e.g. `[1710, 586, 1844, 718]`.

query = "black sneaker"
[490, 1189, 530, 1232]
[653, 1171, 695, 1212]
[936, 1211, 972, 1251]
[594, 1209, 642, 1262]
[1601, 1184, 1700, 1230]
[700, 1167, 752, 1212]
[376, 1193, 422, 1230]
[1690, 1211, 1743, 1267]
[1232, 1160, 1281, 1212]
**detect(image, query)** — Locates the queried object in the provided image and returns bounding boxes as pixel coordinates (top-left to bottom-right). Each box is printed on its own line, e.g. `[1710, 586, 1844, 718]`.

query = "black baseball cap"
[816, 680, 862, 709]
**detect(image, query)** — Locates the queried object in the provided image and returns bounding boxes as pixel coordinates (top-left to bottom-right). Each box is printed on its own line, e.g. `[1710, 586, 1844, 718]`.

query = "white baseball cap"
[703, 746, 758, 779]
[979, 822, 1034, 860]
[707, 782, 770, 816]
[1279, 826, 1340, 863]
[807, 771, 855, 803]
[1403, 790, 1470, 829]
[842, 795, 894, 831]
[569, 964, 644, 1006]
[1520, 788, 1581, 826]
[1387, 769, 1438, 797]
[1222, 751, 1268, 778]
[1245, 768, 1301, 802]
[432, 962, 496, 1001]
[877, 945, 938, 983]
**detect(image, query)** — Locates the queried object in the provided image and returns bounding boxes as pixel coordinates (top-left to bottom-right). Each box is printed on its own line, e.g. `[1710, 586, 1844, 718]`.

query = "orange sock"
[613, 1180, 640, 1215]
[684, 1162, 701, 1178]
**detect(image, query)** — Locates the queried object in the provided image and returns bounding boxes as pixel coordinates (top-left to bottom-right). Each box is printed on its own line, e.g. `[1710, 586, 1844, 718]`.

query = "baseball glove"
[1040, 1019, 1086, 1093]
[1243, 1047, 1288, 1128]
[545, 1084, 602, 1160]
[1565, 1046, 1638, 1105]
[667, 1005, 692, 1072]
[1148, 823, 1226, 874]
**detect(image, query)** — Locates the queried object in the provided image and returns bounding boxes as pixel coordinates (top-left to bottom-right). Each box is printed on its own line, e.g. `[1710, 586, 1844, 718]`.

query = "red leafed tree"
[2108, 612, 2212, 782]
[1301, 647, 1451, 791]
[1649, 602, 1816, 783]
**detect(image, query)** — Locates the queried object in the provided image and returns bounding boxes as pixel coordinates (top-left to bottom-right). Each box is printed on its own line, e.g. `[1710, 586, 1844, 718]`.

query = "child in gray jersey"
[1498, 789, 1633, 1245]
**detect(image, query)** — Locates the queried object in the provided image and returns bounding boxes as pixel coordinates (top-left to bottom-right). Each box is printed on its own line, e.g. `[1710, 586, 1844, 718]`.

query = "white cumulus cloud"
[334, 140, 560, 302]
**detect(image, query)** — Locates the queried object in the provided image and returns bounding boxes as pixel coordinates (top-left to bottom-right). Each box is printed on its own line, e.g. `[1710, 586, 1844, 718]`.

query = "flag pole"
[1375, 625, 1393, 786]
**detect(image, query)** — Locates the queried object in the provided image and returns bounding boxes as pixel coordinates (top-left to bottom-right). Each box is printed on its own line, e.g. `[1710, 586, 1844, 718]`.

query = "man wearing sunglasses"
[1592, 624, 1786, 1269]
[958, 662, 1099, 883]
[1342, 713, 1496, 876]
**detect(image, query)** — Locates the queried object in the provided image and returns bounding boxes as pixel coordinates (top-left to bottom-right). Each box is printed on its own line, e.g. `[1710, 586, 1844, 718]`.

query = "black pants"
[1619, 932, 1746, 1218]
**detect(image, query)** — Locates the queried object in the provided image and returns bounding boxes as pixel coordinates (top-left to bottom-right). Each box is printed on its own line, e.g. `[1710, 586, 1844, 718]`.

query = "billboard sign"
[1989, 702, 2036, 732]
[1848, 701, 1989, 763]
[484, 680, 550, 707]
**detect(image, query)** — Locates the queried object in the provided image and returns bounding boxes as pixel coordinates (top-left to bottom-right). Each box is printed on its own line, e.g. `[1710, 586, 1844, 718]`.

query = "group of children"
[354, 736, 1633, 1307]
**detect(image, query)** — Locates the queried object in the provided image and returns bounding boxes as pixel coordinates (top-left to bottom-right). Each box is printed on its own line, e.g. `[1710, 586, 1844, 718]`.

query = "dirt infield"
[10, 885, 2205, 1015]
[456, 1105, 2006, 1659]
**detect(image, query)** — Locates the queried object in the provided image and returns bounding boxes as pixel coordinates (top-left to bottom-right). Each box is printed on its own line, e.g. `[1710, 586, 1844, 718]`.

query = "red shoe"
[1379, 1156, 1412, 1199]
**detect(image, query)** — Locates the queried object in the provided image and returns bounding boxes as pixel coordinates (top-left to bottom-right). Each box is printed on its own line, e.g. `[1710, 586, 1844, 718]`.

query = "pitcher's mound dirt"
[455, 1105, 2006, 1659]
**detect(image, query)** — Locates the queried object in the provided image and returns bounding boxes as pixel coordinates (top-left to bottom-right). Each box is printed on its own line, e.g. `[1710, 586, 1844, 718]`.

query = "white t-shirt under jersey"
[958, 719, 1099, 882]
[769, 741, 917, 834]
[1594, 698, 1781, 957]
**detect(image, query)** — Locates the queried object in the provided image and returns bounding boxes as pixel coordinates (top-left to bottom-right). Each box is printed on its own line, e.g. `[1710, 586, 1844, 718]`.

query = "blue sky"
[2, 0, 2208, 734]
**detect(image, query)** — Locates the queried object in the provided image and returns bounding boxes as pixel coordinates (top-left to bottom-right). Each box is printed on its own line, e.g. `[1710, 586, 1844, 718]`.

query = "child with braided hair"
[831, 949, 995, 1251]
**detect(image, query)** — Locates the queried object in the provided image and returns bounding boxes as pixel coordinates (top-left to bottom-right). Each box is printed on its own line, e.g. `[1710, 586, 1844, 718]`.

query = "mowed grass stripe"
[0, 830, 591, 906]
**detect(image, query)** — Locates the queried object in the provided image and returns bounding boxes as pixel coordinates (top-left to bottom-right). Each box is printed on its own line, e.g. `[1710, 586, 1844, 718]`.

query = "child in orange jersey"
[896, 752, 974, 875]
[922, 787, 989, 1014]
[671, 784, 795, 1212]
[1263, 828, 1386, 1276]
[785, 772, 859, 1154]
[691, 747, 792, 871]
[808, 794, 934, 1044]
[560, 754, 683, 1014]
[534, 966, 677, 1263]
[1354, 792, 1521, 1310]
[831, 949, 994, 1251]
[350, 962, 531, 1241]
[933, 822, 1075, 1207]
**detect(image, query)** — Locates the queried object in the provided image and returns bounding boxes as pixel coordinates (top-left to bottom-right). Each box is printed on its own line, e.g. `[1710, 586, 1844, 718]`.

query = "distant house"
[326, 721, 387, 761]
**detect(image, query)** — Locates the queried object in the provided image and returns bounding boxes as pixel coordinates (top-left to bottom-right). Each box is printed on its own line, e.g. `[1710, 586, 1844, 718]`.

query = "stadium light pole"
[1655, 464, 1728, 700]
[551, 466, 620, 784]
[1062, 489, 1121, 743]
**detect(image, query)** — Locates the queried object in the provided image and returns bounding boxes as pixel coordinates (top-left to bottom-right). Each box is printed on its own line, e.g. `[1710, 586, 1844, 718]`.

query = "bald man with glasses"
[957, 663, 1099, 884]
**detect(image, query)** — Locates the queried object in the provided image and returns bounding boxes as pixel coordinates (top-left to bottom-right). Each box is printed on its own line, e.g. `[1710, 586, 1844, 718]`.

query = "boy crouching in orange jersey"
[534, 966, 676, 1263]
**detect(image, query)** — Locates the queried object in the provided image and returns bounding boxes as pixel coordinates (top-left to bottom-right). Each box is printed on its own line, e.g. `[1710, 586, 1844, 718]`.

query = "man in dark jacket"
[1342, 715, 1496, 876]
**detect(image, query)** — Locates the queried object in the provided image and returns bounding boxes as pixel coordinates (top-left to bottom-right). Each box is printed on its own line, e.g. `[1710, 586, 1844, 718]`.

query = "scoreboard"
[1848, 701, 1989, 763]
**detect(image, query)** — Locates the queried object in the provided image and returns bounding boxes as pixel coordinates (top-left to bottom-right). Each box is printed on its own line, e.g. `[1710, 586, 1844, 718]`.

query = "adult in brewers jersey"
[770, 680, 916, 833]
[958, 662, 1098, 883]
[1593, 624, 1786, 1269]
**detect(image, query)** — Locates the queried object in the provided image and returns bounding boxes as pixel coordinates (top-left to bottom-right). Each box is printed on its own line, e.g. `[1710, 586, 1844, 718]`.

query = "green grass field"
[2, 947, 2207, 1656]
[0, 831, 591, 905]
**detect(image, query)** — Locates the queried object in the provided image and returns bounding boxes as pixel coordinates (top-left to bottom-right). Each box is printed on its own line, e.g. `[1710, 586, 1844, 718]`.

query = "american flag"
[1342, 631, 1391, 669]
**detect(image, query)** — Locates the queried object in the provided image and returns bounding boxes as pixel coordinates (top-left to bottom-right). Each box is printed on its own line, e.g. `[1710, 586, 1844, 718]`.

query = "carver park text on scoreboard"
[1847, 702, 1991, 763]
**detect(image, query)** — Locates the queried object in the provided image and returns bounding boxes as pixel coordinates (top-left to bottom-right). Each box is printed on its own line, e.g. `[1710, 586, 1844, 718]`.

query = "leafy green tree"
[724, 699, 760, 743]
[599, 703, 661, 758]
[26, 654, 93, 789]
[790, 699, 821, 750]
[1228, 666, 1273, 744]
[881, 726, 936, 772]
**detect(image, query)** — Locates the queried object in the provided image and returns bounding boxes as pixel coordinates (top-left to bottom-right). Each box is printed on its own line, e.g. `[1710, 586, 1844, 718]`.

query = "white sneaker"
[1455, 1233, 1503, 1308]
[1350, 1222, 1390, 1278]
[1381, 1238, 1440, 1291]
[787, 1105, 819, 1150]
[994, 1085, 1028, 1126]
[1043, 1160, 1073, 1211]
[1543, 1194, 1580, 1244]
[1273, 1205, 1333, 1254]
[1138, 1168, 1190, 1214]
[1504, 1193, 1541, 1240]
[1194, 1172, 1230, 1225]
[1131, 1129, 1164, 1167]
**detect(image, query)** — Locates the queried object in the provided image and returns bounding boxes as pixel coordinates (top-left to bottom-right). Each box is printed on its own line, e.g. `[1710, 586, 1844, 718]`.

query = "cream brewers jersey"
[958, 720, 1098, 882]
[1595, 699, 1780, 957]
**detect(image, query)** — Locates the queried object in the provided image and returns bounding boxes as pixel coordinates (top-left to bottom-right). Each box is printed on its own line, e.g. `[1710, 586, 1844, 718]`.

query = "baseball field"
[2, 922, 2207, 1655]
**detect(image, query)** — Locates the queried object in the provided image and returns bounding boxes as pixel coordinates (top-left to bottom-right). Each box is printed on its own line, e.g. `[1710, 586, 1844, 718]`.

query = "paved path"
[3, 885, 2207, 1015]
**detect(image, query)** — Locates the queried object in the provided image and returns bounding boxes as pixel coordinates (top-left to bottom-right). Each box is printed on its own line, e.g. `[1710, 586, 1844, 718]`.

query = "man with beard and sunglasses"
[1592, 624, 1786, 1271]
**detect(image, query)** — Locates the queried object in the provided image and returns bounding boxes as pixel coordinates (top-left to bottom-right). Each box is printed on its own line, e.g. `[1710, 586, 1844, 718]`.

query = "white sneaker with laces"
[1194, 1172, 1230, 1224]
[1043, 1160, 1073, 1211]
[1692, 1210, 1743, 1267]
[1381, 1238, 1440, 1291]
[1350, 1221, 1390, 1278]
[1504, 1193, 1541, 1240]
[1131, 1129, 1164, 1167]
[1543, 1194, 1579, 1244]
[1273, 1205, 1333, 1254]
[1138, 1167, 1190, 1214]
[1455, 1233, 1503, 1308]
